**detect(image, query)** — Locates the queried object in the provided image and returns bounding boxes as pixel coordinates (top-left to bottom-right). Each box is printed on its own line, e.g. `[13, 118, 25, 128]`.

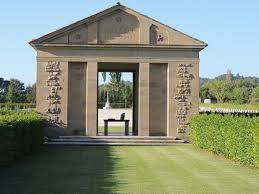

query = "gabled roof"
[29, 2, 207, 48]
[29, 3, 122, 45]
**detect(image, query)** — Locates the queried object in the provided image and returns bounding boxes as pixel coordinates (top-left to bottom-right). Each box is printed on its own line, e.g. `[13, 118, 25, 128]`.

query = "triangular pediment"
[29, 3, 207, 48]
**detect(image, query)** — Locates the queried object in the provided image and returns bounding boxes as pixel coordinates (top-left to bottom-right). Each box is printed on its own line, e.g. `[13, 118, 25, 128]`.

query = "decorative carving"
[115, 16, 122, 23]
[150, 25, 159, 45]
[98, 11, 140, 44]
[174, 64, 193, 133]
[157, 34, 164, 42]
[150, 24, 168, 45]
[45, 61, 62, 122]
[68, 27, 87, 44]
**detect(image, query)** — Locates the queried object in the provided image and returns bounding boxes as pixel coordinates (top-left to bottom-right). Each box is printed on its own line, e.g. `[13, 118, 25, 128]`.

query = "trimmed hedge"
[0, 111, 44, 165]
[190, 114, 259, 168]
[0, 103, 36, 110]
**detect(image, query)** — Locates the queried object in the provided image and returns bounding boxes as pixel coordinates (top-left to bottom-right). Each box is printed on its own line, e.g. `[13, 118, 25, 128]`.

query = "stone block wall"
[36, 61, 69, 137]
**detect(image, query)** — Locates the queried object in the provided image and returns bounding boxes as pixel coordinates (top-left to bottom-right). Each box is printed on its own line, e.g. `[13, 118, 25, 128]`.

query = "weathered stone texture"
[98, 10, 140, 44]
[68, 63, 86, 135]
[86, 61, 98, 136]
[138, 62, 150, 136]
[149, 63, 167, 136]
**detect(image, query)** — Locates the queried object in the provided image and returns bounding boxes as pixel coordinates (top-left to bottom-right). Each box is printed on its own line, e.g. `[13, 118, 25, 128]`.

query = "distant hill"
[200, 73, 259, 86]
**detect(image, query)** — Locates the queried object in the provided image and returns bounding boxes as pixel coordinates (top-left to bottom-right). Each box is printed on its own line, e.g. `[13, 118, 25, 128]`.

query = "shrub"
[0, 103, 36, 110]
[190, 114, 259, 168]
[0, 111, 44, 165]
[0, 109, 12, 115]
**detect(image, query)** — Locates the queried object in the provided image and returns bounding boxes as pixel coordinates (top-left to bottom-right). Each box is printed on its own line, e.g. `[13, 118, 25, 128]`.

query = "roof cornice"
[32, 44, 207, 51]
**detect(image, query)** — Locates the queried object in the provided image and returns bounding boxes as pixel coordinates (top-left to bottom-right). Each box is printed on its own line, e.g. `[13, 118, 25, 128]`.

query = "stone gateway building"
[29, 3, 207, 141]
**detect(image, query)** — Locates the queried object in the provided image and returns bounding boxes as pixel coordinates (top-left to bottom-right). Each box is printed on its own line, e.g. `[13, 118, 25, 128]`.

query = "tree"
[200, 73, 259, 104]
[0, 77, 9, 102]
[207, 81, 225, 103]
[200, 82, 214, 100]
[98, 80, 133, 108]
[6, 79, 25, 103]
[250, 86, 259, 104]
[122, 84, 133, 108]
[110, 72, 122, 84]
[25, 84, 36, 103]
[206, 80, 235, 103]
[101, 72, 106, 83]
[230, 87, 247, 104]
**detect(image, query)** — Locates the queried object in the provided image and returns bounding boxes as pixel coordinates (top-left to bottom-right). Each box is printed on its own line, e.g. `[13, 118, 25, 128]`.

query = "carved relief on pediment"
[46, 26, 88, 45]
[98, 10, 140, 44]
[68, 26, 88, 44]
[87, 22, 98, 44]
[48, 34, 69, 44]
[149, 24, 169, 45]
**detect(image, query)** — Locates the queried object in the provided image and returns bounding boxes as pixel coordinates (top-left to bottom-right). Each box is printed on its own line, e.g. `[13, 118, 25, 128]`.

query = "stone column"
[167, 61, 198, 142]
[86, 61, 98, 136]
[59, 61, 69, 126]
[138, 62, 150, 136]
[167, 62, 177, 137]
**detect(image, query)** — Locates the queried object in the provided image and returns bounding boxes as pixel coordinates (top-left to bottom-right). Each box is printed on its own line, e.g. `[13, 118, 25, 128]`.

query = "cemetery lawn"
[1, 145, 259, 194]
[98, 126, 133, 133]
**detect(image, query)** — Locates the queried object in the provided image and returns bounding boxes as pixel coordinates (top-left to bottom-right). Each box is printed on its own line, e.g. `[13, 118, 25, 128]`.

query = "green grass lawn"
[200, 103, 259, 110]
[1, 145, 259, 194]
[98, 126, 133, 133]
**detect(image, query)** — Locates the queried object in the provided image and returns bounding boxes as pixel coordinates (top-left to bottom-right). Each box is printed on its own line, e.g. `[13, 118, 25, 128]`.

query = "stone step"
[44, 141, 185, 146]
[45, 136, 185, 145]
[49, 139, 183, 143]
[59, 136, 177, 140]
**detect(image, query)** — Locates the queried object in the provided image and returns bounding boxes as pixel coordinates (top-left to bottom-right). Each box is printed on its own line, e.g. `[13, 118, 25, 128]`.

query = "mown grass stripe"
[1, 145, 259, 194]
[176, 145, 259, 188]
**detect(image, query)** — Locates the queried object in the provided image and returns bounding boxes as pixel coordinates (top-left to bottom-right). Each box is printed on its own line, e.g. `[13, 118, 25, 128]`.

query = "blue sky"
[0, 0, 259, 85]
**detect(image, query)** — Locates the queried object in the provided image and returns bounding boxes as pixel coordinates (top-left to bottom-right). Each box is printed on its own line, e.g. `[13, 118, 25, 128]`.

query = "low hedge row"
[0, 109, 12, 115]
[190, 114, 259, 168]
[0, 103, 36, 110]
[0, 111, 45, 165]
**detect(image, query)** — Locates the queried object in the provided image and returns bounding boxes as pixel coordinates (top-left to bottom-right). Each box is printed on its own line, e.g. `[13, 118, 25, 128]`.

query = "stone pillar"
[59, 61, 69, 126]
[167, 61, 198, 142]
[138, 62, 150, 136]
[86, 61, 98, 136]
[167, 62, 177, 137]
